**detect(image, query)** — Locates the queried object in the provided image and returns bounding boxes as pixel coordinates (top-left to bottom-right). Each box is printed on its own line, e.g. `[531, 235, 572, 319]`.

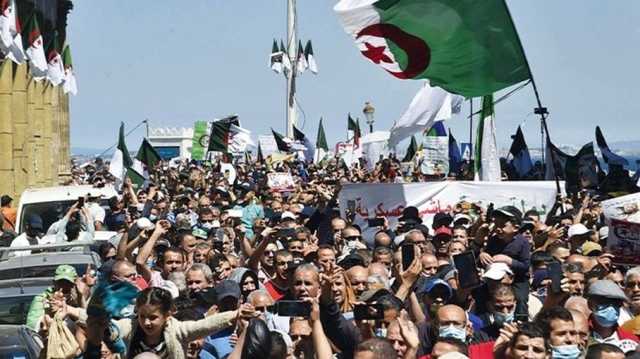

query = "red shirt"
[419, 341, 495, 359]
[264, 280, 287, 301]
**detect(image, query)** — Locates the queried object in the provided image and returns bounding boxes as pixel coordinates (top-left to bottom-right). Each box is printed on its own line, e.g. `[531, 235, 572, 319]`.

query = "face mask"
[149, 214, 158, 222]
[201, 222, 213, 230]
[146, 258, 156, 269]
[551, 344, 581, 359]
[593, 304, 620, 327]
[493, 310, 515, 327]
[536, 287, 547, 299]
[438, 324, 467, 342]
[374, 327, 387, 338]
[136, 203, 145, 212]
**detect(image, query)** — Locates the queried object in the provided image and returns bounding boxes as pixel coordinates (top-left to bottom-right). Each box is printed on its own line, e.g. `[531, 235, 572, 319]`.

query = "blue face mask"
[593, 304, 620, 327]
[438, 325, 467, 342]
[493, 310, 515, 327]
[551, 344, 581, 359]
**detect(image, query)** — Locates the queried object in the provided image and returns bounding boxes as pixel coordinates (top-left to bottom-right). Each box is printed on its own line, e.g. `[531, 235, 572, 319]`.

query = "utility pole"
[285, 0, 297, 138]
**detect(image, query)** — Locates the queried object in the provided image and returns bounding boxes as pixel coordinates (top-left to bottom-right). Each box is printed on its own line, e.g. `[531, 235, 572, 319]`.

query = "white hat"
[599, 226, 609, 240]
[160, 280, 180, 299]
[440, 353, 469, 359]
[453, 213, 473, 227]
[211, 220, 221, 228]
[136, 217, 155, 231]
[568, 223, 591, 238]
[482, 262, 513, 281]
[281, 211, 297, 221]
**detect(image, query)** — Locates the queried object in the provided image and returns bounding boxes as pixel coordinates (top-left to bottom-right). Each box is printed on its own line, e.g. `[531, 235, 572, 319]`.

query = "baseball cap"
[582, 241, 603, 256]
[419, 278, 453, 301]
[587, 280, 627, 301]
[434, 227, 453, 240]
[54, 265, 78, 283]
[192, 227, 208, 240]
[215, 280, 241, 302]
[359, 288, 394, 303]
[452, 213, 473, 228]
[27, 214, 44, 230]
[399, 206, 423, 223]
[599, 226, 609, 240]
[493, 206, 523, 225]
[520, 220, 535, 232]
[482, 263, 513, 281]
[432, 212, 453, 229]
[281, 211, 297, 221]
[338, 252, 365, 270]
[136, 217, 155, 231]
[568, 224, 592, 238]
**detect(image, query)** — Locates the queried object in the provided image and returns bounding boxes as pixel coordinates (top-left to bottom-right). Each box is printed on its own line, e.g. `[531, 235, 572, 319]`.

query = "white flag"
[474, 95, 501, 182]
[388, 82, 463, 149]
[47, 50, 64, 86]
[228, 124, 255, 153]
[0, 0, 25, 64]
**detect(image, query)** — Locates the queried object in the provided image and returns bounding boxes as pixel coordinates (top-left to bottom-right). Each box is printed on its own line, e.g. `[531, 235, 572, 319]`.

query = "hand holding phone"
[354, 303, 384, 321]
[268, 300, 311, 318]
[367, 218, 385, 227]
[401, 244, 415, 271]
[453, 251, 480, 289]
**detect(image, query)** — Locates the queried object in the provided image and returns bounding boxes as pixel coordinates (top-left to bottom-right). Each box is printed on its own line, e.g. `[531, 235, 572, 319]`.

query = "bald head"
[436, 304, 467, 326]
[565, 295, 591, 318]
[133, 353, 161, 359]
[369, 262, 389, 279]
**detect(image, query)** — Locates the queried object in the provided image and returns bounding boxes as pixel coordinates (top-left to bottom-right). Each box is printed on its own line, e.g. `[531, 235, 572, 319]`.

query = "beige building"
[0, 60, 71, 200]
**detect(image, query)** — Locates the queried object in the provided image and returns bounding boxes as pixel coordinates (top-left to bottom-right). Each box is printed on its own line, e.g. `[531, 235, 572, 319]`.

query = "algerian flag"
[315, 118, 329, 164]
[304, 40, 318, 74]
[109, 122, 143, 188]
[0, 0, 24, 64]
[296, 40, 308, 75]
[401, 135, 418, 162]
[270, 39, 283, 74]
[334, 0, 530, 97]
[293, 125, 315, 162]
[46, 37, 64, 86]
[208, 119, 255, 154]
[271, 128, 291, 152]
[347, 114, 361, 147]
[474, 95, 501, 181]
[62, 44, 77, 95]
[280, 40, 292, 74]
[136, 138, 161, 169]
[23, 14, 47, 80]
[257, 144, 264, 163]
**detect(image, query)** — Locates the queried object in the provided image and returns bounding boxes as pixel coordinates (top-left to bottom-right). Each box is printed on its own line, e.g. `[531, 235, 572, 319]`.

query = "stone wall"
[0, 60, 71, 200]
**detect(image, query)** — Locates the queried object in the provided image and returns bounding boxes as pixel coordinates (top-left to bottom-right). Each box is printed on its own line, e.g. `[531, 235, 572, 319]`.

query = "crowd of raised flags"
[0, 0, 77, 95]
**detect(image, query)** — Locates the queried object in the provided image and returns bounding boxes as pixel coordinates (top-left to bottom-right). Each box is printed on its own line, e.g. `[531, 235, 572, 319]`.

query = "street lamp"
[363, 101, 375, 133]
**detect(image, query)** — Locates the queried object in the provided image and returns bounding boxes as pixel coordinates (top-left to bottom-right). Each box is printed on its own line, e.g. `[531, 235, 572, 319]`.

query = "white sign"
[602, 192, 640, 223]
[258, 135, 279, 157]
[339, 181, 559, 244]
[267, 172, 295, 192]
[421, 135, 449, 175]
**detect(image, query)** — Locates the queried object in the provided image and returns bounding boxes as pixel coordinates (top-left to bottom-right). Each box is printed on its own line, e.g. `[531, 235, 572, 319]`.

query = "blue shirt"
[199, 328, 234, 359]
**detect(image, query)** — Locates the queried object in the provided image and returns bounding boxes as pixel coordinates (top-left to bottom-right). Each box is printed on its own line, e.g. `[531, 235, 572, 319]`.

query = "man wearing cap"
[567, 224, 593, 254]
[587, 279, 639, 353]
[26, 265, 84, 331]
[200, 280, 242, 359]
[9, 214, 54, 257]
[0, 194, 16, 231]
[481, 206, 530, 316]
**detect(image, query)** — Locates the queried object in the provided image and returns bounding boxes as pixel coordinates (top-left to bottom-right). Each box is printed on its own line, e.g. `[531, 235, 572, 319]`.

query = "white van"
[16, 185, 118, 240]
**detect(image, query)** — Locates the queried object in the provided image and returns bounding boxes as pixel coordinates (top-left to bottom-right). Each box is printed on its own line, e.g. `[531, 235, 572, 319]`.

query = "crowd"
[2, 153, 640, 359]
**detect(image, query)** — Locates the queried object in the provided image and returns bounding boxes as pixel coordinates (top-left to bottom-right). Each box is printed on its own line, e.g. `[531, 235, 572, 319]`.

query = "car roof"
[0, 325, 38, 352]
[0, 251, 100, 270]
[0, 278, 50, 296]
[17, 185, 117, 205]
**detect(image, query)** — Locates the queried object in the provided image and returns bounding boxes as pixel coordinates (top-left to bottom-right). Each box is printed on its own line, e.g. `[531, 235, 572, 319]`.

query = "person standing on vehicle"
[53, 201, 95, 243]
[9, 214, 55, 257]
[0, 195, 16, 231]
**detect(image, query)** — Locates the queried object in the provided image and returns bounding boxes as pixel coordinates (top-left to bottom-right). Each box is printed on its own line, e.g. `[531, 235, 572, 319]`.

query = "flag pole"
[501, 0, 560, 193]
[286, 0, 297, 138]
[468, 98, 473, 148]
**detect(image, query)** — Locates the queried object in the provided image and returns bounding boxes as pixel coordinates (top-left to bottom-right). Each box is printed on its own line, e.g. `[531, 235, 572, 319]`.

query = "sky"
[67, 1, 640, 154]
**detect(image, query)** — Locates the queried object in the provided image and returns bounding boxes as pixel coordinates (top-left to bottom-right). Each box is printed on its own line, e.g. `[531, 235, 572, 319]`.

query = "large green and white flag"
[23, 14, 47, 80]
[334, 0, 530, 97]
[46, 37, 64, 86]
[109, 122, 144, 187]
[62, 45, 77, 95]
[131, 138, 161, 187]
[208, 119, 255, 154]
[315, 118, 329, 164]
[474, 95, 501, 181]
[191, 120, 209, 160]
[0, 0, 25, 64]
[296, 40, 308, 75]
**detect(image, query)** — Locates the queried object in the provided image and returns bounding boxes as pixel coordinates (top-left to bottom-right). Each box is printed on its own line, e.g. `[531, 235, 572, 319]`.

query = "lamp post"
[363, 101, 375, 133]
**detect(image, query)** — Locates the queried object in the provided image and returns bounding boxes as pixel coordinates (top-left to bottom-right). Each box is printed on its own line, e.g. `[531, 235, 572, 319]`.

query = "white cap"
[599, 226, 609, 239]
[440, 353, 469, 359]
[568, 223, 591, 238]
[281, 211, 297, 221]
[160, 280, 180, 299]
[482, 262, 513, 281]
[453, 213, 473, 227]
[136, 217, 155, 231]
[211, 220, 221, 228]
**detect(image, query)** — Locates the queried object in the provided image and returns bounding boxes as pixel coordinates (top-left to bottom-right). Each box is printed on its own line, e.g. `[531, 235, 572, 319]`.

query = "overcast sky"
[67, 1, 640, 153]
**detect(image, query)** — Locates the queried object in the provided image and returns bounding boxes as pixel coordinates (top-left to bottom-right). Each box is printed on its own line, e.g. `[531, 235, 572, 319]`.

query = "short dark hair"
[161, 246, 186, 264]
[535, 306, 573, 340]
[509, 322, 548, 351]
[355, 338, 397, 359]
[585, 343, 624, 359]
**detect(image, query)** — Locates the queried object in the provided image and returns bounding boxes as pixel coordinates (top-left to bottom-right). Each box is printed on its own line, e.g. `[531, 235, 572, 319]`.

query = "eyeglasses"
[277, 261, 293, 267]
[344, 235, 362, 241]
[290, 334, 310, 341]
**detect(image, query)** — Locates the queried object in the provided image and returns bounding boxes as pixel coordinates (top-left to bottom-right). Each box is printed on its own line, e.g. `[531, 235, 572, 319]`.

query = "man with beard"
[264, 250, 293, 301]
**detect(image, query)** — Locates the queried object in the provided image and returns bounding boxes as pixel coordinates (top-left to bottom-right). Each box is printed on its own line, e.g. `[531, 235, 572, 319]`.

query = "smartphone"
[347, 200, 356, 213]
[269, 300, 311, 318]
[354, 303, 385, 321]
[401, 244, 415, 271]
[453, 252, 480, 289]
[77, 196, 85, 207]
[213, 241, 224, 252]
[486, 203, 494, 219]
[549, 261, 563, 294]
[515, 313, 529, 323]
[367, 218, 385, 227]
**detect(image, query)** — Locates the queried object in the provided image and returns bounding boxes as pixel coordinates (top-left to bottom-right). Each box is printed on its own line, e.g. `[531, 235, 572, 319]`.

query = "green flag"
[208, 120, 232, 153]
[257, 144, 264, 163]
[135, 138, 161, 169]
[335, 0, 530, 97]
[316, 118, 328, 151]
[271, 128, 291, 152]
[402, 135, 418, 162]
[108, 122, 143, 187]
[347, 114, 360, 146]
